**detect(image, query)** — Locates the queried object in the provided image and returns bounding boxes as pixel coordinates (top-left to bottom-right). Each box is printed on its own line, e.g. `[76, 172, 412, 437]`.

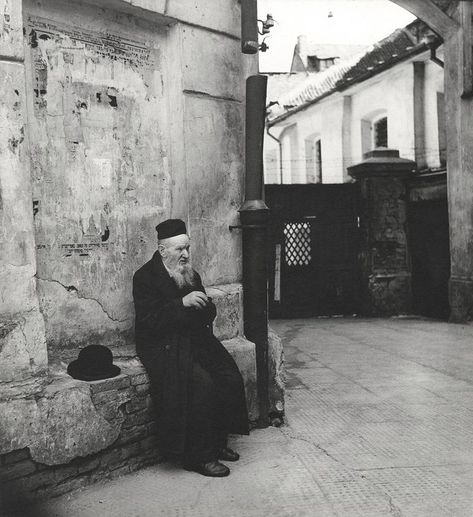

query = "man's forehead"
[163, 234, 190, 247]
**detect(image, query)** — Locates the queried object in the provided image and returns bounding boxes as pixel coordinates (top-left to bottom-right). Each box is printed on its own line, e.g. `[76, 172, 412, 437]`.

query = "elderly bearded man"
[133, 219, 249, 477]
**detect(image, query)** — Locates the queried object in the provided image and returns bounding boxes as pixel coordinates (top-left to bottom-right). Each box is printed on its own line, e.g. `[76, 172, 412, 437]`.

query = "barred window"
[374, 117, 388, 148]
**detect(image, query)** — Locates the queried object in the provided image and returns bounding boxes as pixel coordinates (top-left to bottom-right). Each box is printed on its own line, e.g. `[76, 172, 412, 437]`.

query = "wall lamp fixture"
[241, 1, 275, 54]
[258, 14, 275, 35]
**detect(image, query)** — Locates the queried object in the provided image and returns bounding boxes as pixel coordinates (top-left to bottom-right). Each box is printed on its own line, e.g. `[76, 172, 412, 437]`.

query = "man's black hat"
[67, 345, 121, 381]
[156, 218, 187, 240]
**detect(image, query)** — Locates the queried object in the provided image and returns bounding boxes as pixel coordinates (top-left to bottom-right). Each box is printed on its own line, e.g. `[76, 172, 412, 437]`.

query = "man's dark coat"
[133, 251, 249, 457]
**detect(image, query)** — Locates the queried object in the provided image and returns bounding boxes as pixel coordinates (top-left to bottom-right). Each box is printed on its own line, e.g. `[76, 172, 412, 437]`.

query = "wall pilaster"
[0, 0, 48, 397]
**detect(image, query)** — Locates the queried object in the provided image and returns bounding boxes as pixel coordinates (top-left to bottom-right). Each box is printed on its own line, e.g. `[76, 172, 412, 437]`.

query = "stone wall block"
[223, 336, 258, 423]
[0, 310, 47, 384]
[184, 96, 244, 285]
[207, 283, 243, 340]
[119, 0, 167, 15]
[167, 0, 240, 37]
[135, 383, 149, 396]
[0, 399, 38, 455]
[181, 27, 243, 100]
[130, 372, 149, 386]
[88, 375, 131, 395]
[125, 395, 150, 414]
[114, 422, 154, 446]
[91, 386, 131, 423]
[122, 407, 153, 428]
[30, 386, 125, 465]
[0, 0, 23, 60]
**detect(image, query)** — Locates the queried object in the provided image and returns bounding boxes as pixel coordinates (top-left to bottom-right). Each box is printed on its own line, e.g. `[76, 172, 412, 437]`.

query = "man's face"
[159, 234, 191, 271]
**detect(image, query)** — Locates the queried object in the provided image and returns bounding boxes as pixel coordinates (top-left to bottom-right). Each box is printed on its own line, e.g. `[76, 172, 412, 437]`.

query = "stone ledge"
[0, 331, 287, 498]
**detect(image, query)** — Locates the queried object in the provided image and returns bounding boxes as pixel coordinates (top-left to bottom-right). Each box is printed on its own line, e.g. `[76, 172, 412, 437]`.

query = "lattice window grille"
[284, 222, 312, 266]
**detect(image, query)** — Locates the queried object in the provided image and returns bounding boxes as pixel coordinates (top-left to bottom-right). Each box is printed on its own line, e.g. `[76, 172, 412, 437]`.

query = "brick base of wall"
[0, 332, 273, 505]
[0, 366, 162, 505]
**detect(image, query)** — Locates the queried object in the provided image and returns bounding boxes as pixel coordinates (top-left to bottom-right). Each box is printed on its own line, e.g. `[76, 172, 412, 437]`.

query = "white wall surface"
[265, 50, 445, 184]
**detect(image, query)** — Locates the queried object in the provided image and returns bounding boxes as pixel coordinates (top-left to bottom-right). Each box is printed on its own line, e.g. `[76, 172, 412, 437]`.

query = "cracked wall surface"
[0, 0, 270, 488]
[22, 0, 247, 359]
[24, 0, 170, 359]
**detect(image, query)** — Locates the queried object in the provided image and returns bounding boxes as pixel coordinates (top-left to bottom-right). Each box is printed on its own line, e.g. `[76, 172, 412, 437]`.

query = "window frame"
[372, 115, 388, 149]
[304, 134, 323, 183]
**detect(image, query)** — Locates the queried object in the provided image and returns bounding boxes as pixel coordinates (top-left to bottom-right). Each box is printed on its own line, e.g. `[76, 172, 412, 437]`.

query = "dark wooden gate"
[265, 184, 360, 318]
[408, 198, 450, 320]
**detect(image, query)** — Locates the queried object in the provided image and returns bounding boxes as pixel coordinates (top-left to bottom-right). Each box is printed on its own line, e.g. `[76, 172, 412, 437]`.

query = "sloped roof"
[268, 21, 431, 125]
[270, 56, 362, 116]
[339, 28, 419, 84]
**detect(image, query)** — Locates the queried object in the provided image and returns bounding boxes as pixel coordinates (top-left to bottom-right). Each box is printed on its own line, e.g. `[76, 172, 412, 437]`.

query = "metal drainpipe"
[266, 126, 283, 184]
[239, 74, 270, 428]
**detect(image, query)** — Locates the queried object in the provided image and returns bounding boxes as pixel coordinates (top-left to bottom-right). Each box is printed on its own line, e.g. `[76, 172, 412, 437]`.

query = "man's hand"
[182, 291, 208, 309]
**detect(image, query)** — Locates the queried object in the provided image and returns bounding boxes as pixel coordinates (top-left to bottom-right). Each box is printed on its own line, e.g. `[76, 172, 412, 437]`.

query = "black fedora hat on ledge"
[67, 345, 121, 381]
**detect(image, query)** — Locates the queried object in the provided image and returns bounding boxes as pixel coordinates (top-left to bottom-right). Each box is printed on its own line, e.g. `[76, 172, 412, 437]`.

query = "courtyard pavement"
[46, 317, 473, 516]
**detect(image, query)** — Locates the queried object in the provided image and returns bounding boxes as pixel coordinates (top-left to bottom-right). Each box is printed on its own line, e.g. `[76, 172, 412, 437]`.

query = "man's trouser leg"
[196, 344, 248, 447]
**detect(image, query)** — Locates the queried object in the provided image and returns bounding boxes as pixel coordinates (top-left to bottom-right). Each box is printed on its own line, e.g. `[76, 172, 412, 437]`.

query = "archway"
[389, 0, 458, 37]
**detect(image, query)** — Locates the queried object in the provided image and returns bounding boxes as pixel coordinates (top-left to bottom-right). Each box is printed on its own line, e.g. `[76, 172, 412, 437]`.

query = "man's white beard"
[169, 263, 197, 290]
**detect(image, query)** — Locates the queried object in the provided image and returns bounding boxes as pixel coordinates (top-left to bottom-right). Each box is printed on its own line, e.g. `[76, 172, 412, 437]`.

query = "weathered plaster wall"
[0, 0, 48, 396]
[23, 0, 170, 359]
[1, 0, 276, 496]
[349, 65, 416, 164]
[21, 0, 246, 358]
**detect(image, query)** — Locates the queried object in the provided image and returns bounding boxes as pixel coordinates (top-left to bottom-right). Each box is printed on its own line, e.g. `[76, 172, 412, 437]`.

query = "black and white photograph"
[1, 0, 472, 515]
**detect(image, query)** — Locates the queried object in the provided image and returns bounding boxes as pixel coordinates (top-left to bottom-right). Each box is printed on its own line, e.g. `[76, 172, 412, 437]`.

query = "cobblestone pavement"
[47, 318, 473, 516]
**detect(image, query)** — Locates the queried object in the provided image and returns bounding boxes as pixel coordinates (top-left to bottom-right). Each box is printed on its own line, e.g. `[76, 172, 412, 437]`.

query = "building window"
[284, 222, 312, 267]
[373, 116, 388, 148]
[305, 137, 322, 183]
[308, 56, 336, 72]
[361, 112, 388, 157]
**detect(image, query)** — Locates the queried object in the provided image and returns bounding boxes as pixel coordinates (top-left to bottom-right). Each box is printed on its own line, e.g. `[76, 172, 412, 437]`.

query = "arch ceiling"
[389, 0, 458, 36]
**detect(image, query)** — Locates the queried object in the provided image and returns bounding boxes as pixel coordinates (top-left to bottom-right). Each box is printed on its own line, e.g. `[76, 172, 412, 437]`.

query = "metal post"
[241, 0, 259, 54]
[239, 74, 270, 427]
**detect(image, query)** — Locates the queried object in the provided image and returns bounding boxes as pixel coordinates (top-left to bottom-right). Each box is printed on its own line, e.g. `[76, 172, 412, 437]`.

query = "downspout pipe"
[423, 34, 444, 68]
[239, 74, 270, 427]
[266, 126, 283, 184]
[241, 0, 259, 54]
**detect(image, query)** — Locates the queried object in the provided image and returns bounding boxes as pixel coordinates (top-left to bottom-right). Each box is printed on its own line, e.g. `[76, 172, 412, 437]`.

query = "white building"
[264, 21, 446, 184]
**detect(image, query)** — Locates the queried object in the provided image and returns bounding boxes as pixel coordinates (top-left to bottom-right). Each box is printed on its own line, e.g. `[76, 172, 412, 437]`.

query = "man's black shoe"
[184, 460, 230, 477]
[217, 447, 240, 462]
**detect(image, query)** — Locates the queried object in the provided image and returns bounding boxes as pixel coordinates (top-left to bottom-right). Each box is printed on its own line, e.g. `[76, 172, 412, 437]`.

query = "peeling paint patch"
[107, 93, 117, 108]
[2, 0, 11, 36]
[26, 11, 168, 359]
[101, 226, 110, 242]
[27, 16, 157, 69]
